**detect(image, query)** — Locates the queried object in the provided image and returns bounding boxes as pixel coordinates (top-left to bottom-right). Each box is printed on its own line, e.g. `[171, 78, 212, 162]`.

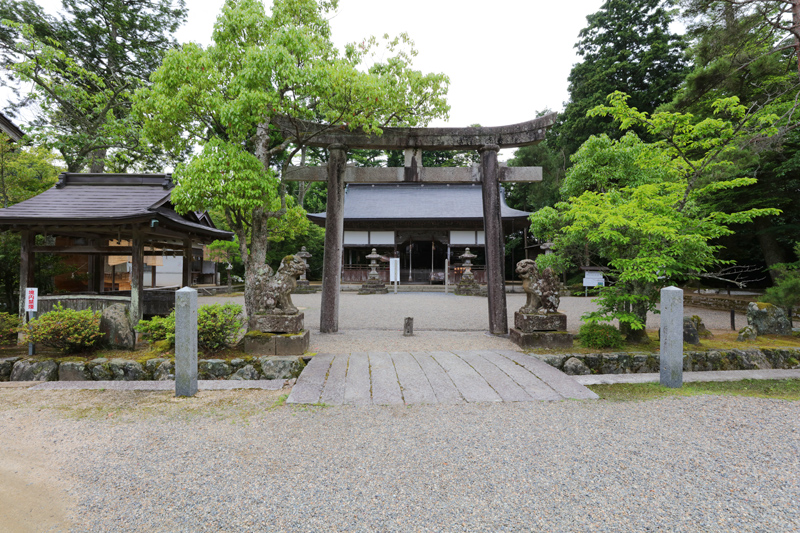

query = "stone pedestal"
[358, 279, 388, 294]
[243, 330, 310, 356]
[292, 280, 318, 294]
[250, 312, 304, 334]
[454, 279, 487, 297]
[510, 311, 573, 349]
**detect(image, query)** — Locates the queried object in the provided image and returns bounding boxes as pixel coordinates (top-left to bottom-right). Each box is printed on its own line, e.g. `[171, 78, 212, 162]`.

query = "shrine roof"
[0, 173, 233, 243]
[0, 112, 24, 142]
[308, 183, 530, 223]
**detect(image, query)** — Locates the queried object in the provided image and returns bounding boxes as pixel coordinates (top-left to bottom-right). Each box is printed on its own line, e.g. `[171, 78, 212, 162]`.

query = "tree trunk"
[89, 149, 107, 173]
[793, 0, 800, 80]
[243, 208, 268, 321]
[754, 217, 787, 283]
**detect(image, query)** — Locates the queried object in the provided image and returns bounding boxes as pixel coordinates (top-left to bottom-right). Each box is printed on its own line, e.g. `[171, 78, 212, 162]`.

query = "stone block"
[229, 365, 259, 380]
[0, 357, 21, 381]
[58, 361, 91, 381]
[747, 302, 791, 335]
[358, 280, 388, 295]
[154, 360, 174, 381]
[275, 330, 310, 356]
[10, 359, 58, 382]
[198, 359, 232, 380]
[454, 280, 487, 297]
[243, 333, 276, 355]
[250, 312, 304, 334]
[259, 356, 304, 379]
[99, 303, 135, 349]
[563, 357, 590, 375]
[509, 329, 573, 349]
[514, 312, 567, 332]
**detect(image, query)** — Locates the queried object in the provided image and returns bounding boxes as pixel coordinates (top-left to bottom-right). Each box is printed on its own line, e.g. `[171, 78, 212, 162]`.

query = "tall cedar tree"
[0, 0, 187, 172]
[551, 0, 689, 157]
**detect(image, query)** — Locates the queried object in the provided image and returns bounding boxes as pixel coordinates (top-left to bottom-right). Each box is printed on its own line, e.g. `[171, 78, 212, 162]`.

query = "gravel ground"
[200, 292, 747, 353]
[1, 390, 798, 532]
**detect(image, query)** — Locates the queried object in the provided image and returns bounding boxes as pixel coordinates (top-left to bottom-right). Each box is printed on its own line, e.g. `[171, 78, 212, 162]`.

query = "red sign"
[25, 288, 38, 312]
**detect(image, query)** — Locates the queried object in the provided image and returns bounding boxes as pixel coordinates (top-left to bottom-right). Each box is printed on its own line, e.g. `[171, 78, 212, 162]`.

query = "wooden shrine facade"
[0, 173, 233, 326]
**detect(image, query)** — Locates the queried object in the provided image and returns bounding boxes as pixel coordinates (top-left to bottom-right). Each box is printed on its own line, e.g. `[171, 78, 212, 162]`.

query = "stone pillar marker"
[660, 286, 683, 388]
[175, 286, 198, 397]
[320, 144, 347, 333]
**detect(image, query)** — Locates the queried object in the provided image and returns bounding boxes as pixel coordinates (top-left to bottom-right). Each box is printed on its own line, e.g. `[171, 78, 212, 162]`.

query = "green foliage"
[532, 94, 781, 338]
[197, 303, 244, 352]
[761, 243, 800, 317]
[135, 303, 244, 353]
[551, 0, 689, 156]
[0, 134, 61, 208]
[579, 322, 625, 349]
[135, 312, 176, 346]
[0, 311, 18, 344]
[24, 303, 104, 353]
[0, 0, 188, 172]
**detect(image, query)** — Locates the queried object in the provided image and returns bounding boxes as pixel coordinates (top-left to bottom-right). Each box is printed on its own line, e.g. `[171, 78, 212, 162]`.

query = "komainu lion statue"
[516, 259, 560, 314]
[250, 255, 308, 315]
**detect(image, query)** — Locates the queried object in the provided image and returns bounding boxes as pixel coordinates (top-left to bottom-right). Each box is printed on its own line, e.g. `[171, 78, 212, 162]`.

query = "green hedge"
[136, 303, 244, 352]
[24, 303, 104, 353]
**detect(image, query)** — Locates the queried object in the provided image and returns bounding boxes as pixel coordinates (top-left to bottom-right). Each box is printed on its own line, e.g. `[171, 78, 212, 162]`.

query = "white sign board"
[25, 287, 38, 312]
[389, 258, 400, 283]
[582, 272, 605, 287]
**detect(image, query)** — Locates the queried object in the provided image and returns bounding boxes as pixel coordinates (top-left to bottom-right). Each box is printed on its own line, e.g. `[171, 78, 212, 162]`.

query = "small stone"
[683, 317, 700, 345]
[0, 357, 21, 381]
[198, 359, 231, 379]
[737, 325, 758, 342]
[229, 365, 259, 380]
[154, 360, 174, 381]
[563, 357, 590, 375]
[259, 356, 303, 379]
[58, 361, 91, 381]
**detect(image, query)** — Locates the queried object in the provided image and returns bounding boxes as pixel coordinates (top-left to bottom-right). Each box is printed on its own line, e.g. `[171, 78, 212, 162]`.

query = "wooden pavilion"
[0, 173, 233, 326]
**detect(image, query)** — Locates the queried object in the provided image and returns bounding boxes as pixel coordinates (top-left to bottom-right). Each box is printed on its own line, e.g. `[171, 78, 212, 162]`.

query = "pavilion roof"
[0, 173, 232, 244]
[307, 183, 530, 223]
[0, 112, 24, 142]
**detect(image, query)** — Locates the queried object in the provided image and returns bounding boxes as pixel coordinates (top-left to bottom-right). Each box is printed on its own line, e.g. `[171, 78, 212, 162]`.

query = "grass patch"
[590, 378, 800, 401]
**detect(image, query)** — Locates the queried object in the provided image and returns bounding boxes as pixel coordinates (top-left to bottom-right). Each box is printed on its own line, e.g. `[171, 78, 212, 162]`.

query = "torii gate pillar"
[320, 144, 347, 333]
[480, 144, 508, 334]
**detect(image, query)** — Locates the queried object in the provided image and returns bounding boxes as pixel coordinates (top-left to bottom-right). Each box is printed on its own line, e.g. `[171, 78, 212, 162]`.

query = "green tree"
[135, 0, 449, 318]
[551, 0, 689, 156]
[0, 0, 188, 172]
[532, 93, 781, 342]
[761, 242, 800, 324]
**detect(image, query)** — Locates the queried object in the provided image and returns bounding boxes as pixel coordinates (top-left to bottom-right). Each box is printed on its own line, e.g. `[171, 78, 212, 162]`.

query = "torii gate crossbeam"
[276, 114, 556, 336]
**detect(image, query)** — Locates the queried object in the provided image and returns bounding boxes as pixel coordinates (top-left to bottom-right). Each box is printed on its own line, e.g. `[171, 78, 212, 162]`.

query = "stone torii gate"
[277, 114, 556, 335]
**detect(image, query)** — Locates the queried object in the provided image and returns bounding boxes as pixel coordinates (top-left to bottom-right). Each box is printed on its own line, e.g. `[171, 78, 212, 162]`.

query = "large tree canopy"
[135, 0, 450, 317]
[0, 0, 187, 172]
[551, 0, 689, 156]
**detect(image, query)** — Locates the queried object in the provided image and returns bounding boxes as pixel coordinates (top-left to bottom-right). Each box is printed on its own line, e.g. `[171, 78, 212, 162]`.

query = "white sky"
[7, 0, 607, 159]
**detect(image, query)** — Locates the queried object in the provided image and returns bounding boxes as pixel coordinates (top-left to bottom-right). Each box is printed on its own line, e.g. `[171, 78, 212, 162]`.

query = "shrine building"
[307, 183, 531, 284]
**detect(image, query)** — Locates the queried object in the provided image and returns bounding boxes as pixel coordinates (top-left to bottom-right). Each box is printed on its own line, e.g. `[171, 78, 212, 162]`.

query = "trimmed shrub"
[0, 312, 20, 345]
[579, 322, 625, 350]
[197, 303, 243, 351]
[135, 312, 175, 346]
[135, 303, 243, 353]
[24, 303, 104, 353]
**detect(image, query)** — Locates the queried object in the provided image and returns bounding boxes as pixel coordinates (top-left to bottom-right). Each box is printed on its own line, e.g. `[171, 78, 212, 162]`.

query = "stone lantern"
[358, 248, 388, 294]
[454, 247, 486, 296]
[293, 246, 317, 294]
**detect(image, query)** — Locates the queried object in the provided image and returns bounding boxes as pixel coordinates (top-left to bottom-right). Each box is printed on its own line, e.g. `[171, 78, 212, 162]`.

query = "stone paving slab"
[575, 368, 800, 386]
[28, 379, 287, 391]
[286, 350, 597, 405]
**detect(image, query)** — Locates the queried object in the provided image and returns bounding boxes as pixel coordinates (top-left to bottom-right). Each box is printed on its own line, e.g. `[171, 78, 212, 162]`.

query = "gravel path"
[1, 391, 798, 532]
[200, 292, 746, 353]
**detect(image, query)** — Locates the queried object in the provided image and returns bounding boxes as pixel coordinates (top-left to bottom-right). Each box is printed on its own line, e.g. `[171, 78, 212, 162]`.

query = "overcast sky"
[10, 0, 608, 158]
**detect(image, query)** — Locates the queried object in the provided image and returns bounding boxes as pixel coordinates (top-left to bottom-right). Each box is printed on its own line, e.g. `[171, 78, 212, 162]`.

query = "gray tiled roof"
[308, 183, 530, 221]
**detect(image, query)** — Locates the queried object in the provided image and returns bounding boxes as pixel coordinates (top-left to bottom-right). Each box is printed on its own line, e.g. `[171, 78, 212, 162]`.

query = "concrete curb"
[25, 379, 288, 391]
[575, 369, 800, 386]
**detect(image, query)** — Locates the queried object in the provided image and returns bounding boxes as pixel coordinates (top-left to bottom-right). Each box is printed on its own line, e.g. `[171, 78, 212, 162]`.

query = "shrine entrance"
[277, 114, 555, 335]
[397, 231, 449, 283]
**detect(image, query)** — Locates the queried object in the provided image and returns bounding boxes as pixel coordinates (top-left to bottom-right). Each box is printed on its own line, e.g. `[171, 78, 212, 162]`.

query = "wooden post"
[480, 144, 508, 335]
[130, 233, 144, 327]
[320, 144, 347, 333]
[151, 265, 157, 288]
[18, 231, 35, 334]
[182, 239, 192, 287]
